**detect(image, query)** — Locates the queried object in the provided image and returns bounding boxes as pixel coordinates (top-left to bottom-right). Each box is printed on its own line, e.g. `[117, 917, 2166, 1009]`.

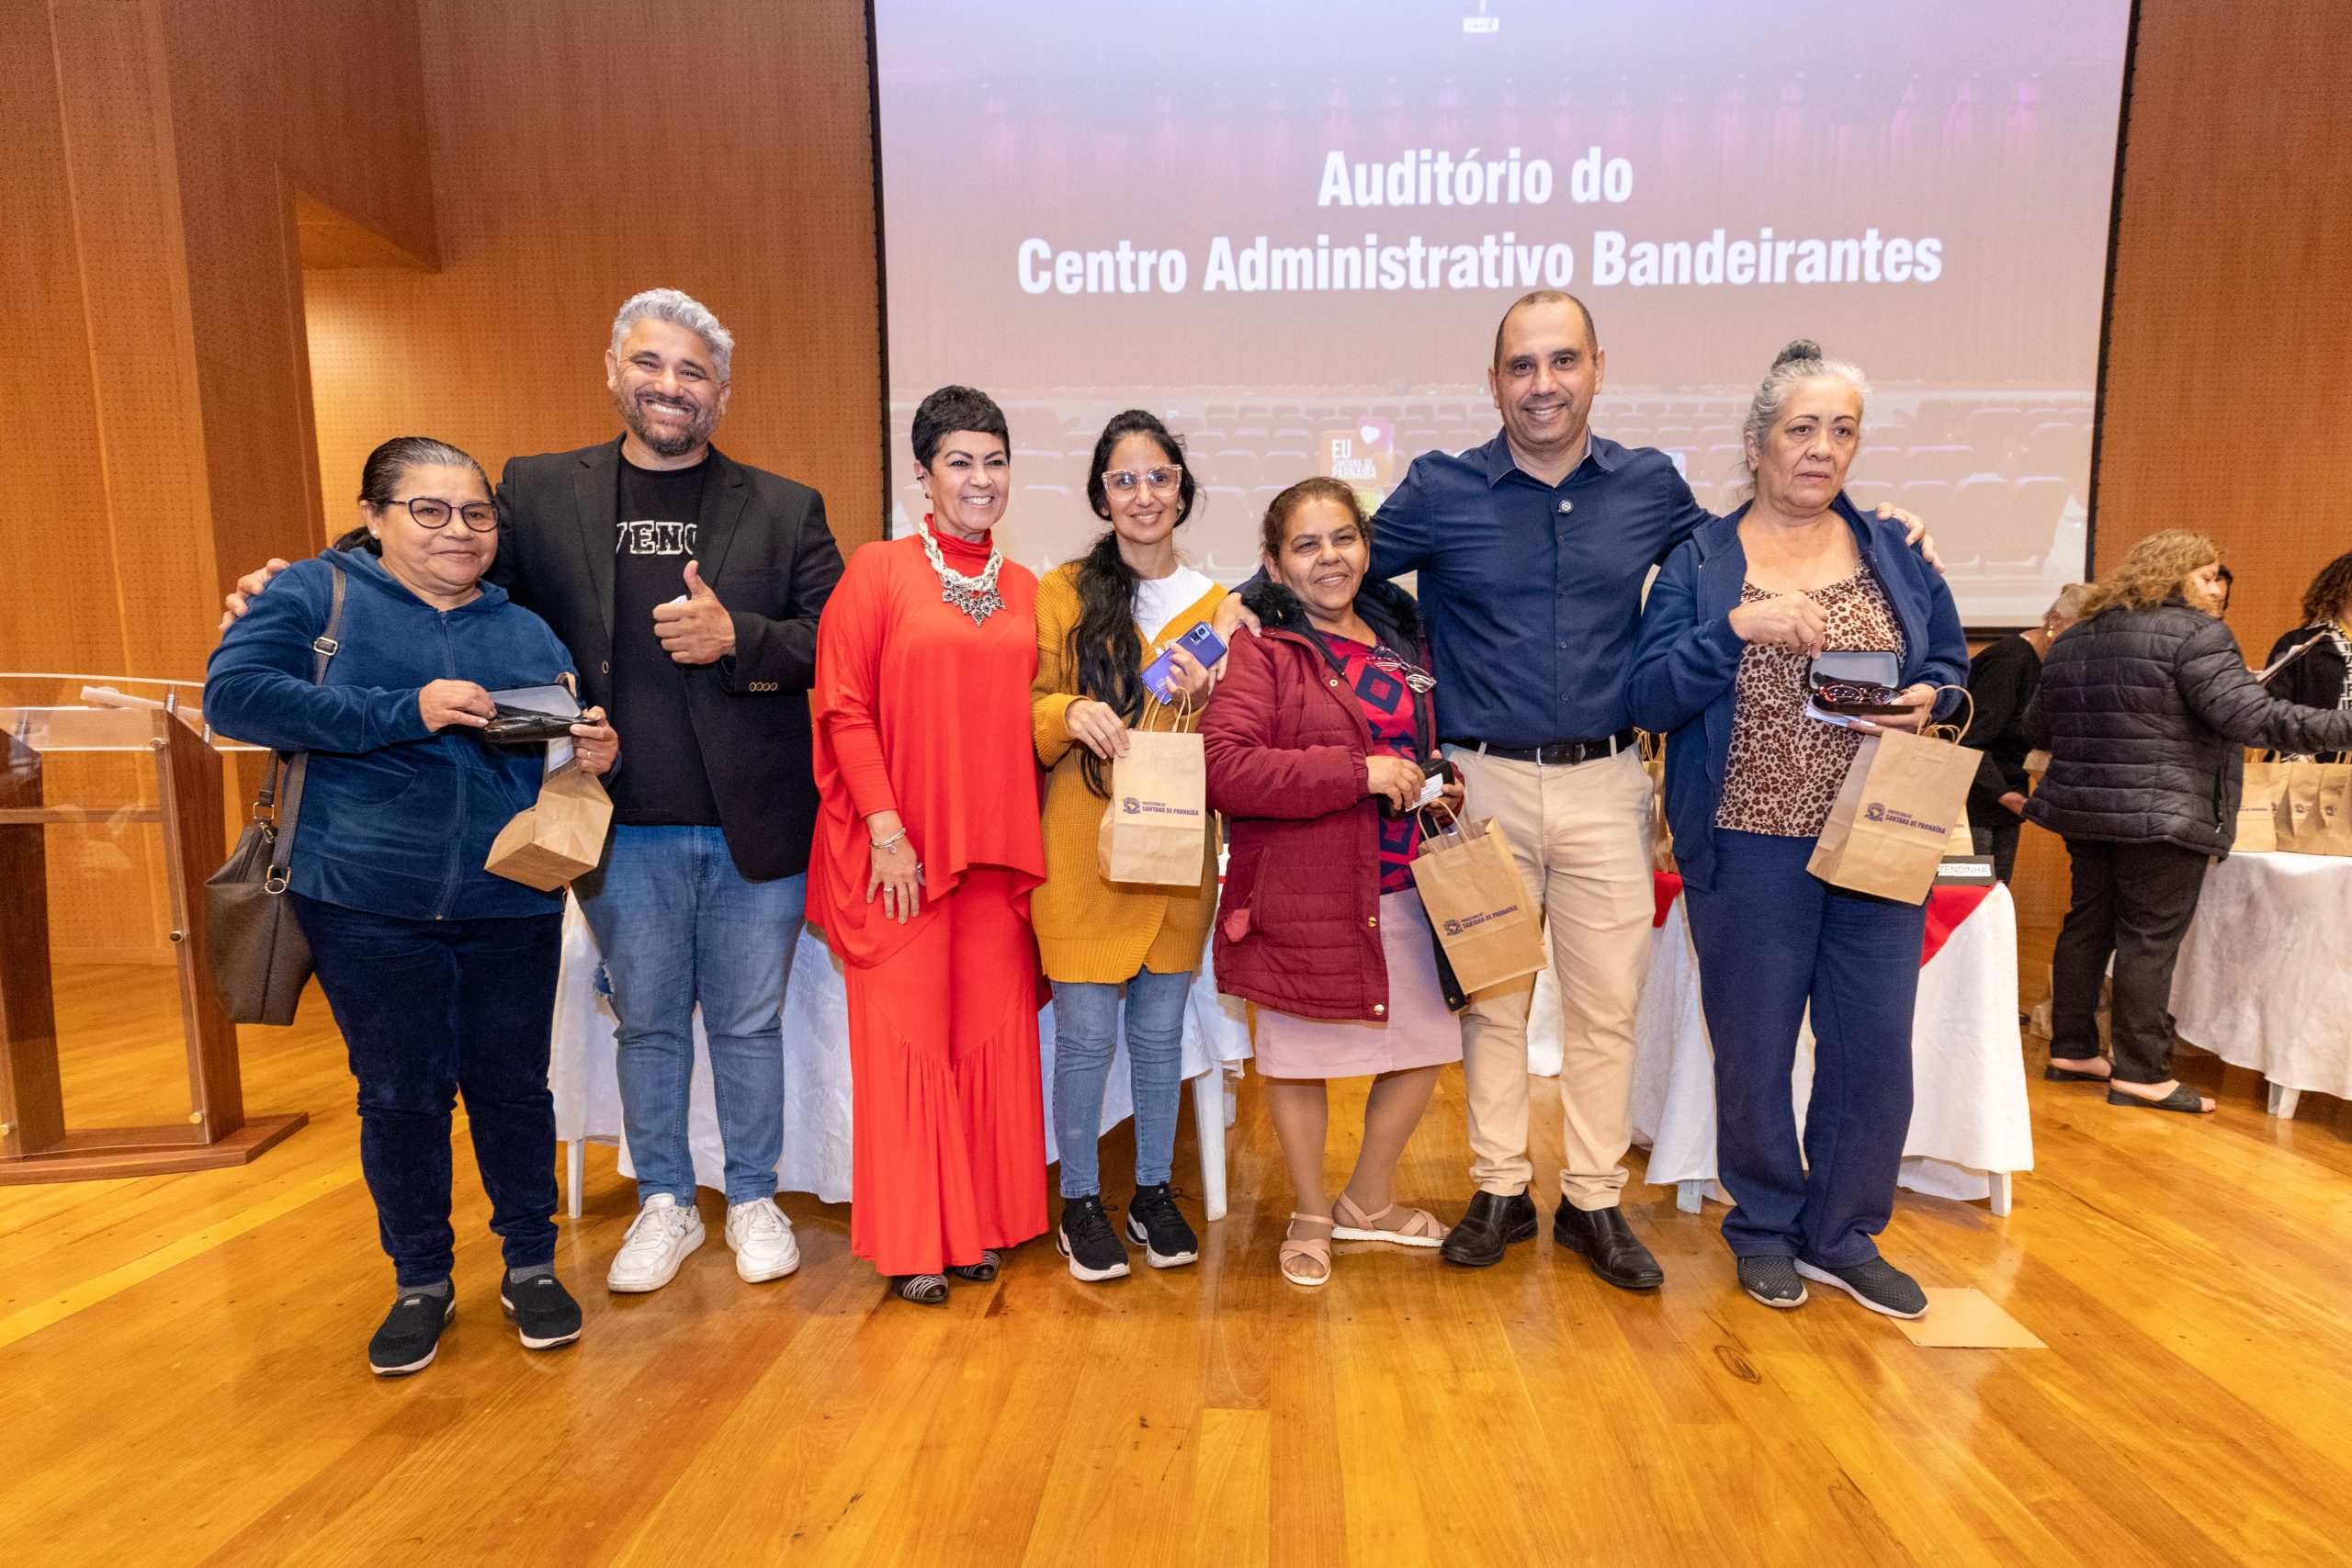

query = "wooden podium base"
[0, 1112, 308, 1185]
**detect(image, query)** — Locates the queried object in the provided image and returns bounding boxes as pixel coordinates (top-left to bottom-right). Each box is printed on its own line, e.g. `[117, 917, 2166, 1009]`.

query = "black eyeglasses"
[378, 496, 498, 532]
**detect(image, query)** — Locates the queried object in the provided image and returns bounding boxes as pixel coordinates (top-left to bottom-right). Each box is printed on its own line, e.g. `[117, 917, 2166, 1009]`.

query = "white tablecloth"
[549, 899, 1251, 1202]
[2174, 851, 2352, 1102]
[1527, 883, 2032, 1203]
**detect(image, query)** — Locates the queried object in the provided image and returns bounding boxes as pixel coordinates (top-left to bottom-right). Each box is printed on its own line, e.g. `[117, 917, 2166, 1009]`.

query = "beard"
[616, 386, 720, 458]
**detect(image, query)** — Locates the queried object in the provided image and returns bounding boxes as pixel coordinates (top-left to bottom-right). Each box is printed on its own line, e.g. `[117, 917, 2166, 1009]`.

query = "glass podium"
[1, 702, 306, 1182]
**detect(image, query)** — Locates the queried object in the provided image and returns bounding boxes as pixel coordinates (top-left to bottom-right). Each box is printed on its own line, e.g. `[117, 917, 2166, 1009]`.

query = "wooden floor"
[6, 945, 2352, 1567]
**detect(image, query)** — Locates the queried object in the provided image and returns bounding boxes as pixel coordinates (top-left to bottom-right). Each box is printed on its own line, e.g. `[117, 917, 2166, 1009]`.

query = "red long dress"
[808, 529, 1048, 1277]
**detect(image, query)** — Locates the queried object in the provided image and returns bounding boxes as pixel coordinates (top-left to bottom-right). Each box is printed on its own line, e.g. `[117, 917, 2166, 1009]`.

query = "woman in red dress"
[808, 386, 1049, 1303]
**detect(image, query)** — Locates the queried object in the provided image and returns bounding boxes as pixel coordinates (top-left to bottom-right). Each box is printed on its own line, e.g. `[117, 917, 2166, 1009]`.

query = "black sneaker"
[1124, 1183, 1200, 1269]
[1796, 1257, 1928, 1319]
[368, 1289, 454, 1376]
[1737, 1256, 1808, 1309]
[1057, 1193, 1131, 1281]
[500, 1273, 582, 1350]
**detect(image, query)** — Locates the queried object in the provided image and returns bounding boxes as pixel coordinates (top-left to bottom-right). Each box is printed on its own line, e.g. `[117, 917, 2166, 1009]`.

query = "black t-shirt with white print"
[609, 454, 722, 826]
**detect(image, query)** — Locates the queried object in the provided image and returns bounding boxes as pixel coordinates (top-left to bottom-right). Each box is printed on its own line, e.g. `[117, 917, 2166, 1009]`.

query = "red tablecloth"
[1650, 872, 1988, 967]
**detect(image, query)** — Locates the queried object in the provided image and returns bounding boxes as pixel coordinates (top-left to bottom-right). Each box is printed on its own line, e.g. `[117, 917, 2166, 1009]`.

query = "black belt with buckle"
[1452, 728, 1637, 766]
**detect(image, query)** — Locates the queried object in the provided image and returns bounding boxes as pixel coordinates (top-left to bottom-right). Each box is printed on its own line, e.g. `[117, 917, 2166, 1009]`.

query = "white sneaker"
[605, 1193, 706, 1292]
[724, 1198, 801, 1283]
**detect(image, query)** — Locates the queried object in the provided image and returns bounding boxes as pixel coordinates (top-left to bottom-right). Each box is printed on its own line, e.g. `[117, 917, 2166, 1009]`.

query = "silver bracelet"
[871, 828, 908, 853]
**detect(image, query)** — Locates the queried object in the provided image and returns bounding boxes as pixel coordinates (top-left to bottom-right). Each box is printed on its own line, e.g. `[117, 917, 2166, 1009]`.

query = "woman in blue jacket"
[1627, 343, 1966, 1320]
[206, 437, 617, 1376]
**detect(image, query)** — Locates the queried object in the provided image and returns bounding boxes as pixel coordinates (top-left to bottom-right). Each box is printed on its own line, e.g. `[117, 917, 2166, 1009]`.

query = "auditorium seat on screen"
[1903, 445, 1976, 484]
[1844, 478, 1896, 517]
[2022, 422, 2086, 477]
[1999, 475, 2071, 566]
[1900, 478, 1953, 525]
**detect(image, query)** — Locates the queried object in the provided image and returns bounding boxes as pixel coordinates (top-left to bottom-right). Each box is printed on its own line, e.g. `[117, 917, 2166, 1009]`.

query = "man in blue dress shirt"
[1374, 292, 1927, 1288]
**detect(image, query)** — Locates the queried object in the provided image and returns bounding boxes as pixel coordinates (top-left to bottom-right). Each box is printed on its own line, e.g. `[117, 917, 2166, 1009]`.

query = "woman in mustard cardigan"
[1033, 410, 1247, 1283]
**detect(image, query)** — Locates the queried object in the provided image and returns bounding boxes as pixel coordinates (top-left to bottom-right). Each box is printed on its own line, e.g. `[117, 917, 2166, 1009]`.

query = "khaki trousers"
[1445, 745, 1655, 1209]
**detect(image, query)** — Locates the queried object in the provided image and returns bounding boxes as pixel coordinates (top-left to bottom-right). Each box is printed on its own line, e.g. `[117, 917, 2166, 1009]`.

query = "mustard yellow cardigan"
[1030, 561, 1226, 985]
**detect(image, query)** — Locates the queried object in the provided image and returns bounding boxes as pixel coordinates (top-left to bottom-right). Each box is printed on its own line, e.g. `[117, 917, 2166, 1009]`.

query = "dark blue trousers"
[1681, 830, 1924, 1268]
[295, 895, 564, 1286]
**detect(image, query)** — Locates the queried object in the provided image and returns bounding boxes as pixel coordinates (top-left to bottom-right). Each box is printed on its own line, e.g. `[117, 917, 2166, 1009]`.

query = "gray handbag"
[203, 565, 345, 1025]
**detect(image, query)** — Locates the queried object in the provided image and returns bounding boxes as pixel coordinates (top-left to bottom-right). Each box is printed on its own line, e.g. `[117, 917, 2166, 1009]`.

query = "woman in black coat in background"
[2028, 531, 2352, 1115]
[2262, 550, 2352, 761]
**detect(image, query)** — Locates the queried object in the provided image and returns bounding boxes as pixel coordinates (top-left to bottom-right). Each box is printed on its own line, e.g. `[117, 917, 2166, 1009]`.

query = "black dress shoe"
[1553, 1202, 1664, 1291]
[1439, 1190, 1537, 1268]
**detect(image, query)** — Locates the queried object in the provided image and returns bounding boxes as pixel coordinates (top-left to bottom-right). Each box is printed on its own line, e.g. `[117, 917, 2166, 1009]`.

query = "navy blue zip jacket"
[204, 548, 577, 920]
[1625, 496, 1969, 892]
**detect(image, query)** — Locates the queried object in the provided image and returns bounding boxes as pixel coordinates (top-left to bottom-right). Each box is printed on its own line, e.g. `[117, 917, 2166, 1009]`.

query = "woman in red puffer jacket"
[1205, 477, 1465, 1289]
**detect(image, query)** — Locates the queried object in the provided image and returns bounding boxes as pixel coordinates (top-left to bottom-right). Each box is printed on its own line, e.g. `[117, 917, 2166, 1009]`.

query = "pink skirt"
[1252, 887, 1465, 1079]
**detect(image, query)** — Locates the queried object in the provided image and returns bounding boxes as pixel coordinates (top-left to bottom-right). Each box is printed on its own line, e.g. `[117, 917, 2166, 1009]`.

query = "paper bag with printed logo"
[2278, 759, 2324, 852]
[2309, 762, 2352, 855]
[487, 759, 613, 891]
[2235, 758, 2287, 852]
[1409, 815, 1547, 995]
[1807, 728, 1980, 905]
[1097, 714, 1208, 887]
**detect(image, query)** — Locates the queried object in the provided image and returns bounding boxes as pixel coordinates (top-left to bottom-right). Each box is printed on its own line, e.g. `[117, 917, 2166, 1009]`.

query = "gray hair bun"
[1772, 339, 1826, 370]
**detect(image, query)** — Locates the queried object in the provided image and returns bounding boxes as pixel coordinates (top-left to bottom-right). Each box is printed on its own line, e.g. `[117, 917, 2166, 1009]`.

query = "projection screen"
[873, 0, 2134, 626]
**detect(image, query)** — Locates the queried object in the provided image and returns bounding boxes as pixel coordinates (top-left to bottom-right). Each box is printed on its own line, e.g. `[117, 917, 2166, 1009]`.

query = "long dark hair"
[332, 436, 489, 554]
[1071, 410, 1199, 798]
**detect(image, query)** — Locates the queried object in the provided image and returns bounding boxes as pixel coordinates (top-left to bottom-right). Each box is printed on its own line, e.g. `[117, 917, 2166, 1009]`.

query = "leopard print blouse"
[1713, 565, 1905, 838]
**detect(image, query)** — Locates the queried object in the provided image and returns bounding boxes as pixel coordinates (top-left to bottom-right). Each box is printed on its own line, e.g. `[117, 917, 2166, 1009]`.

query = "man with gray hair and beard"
[226, 288, 842, 1297]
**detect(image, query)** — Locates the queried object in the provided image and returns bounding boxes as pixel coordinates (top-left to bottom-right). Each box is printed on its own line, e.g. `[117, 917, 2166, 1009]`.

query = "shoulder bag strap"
[1300, 623, 1436, 759]
[265, 565, 347, 879]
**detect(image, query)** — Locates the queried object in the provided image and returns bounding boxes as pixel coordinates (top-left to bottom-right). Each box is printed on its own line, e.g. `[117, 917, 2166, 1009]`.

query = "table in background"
[2173, 850, 2352, 1117]
[550, 902, 1252, 1219]
[1529, 879, 2033, 1215]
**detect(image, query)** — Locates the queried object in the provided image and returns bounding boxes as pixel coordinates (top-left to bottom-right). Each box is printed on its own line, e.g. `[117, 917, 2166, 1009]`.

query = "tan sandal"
[1280, 1213, 1336, 1287]
[1332, 1190, 1449, 1248]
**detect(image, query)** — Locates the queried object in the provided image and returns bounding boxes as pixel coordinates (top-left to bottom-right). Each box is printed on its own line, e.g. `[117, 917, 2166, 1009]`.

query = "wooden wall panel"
[301, 0, 885, 553]
[7, 0, 436, 959]
[2009, 0, 2352, 937]
[2096, 1, 2352, 647]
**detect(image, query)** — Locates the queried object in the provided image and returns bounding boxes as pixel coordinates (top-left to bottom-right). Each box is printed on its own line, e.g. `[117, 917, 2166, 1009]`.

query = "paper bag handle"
[1923, 684, 1974, 744]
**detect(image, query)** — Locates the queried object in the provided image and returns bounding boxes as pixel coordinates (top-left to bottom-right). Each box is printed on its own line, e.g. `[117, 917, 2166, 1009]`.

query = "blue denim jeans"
[576, 825, 805, 1206]
[294, 894, 563, 1286]
[1051, 966, 1192, 1199]
[1681, 829, 1925, 1268]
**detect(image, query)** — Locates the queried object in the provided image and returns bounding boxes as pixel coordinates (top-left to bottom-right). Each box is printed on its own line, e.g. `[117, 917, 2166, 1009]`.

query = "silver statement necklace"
[919, 518, 1005, 626]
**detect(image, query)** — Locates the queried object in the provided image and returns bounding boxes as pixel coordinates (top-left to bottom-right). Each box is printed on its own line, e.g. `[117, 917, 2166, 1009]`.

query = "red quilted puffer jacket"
[1205, 578, 1432, 1022]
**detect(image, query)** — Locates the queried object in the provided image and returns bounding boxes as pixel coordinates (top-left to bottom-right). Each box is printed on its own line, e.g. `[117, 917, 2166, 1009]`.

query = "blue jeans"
[294, 894, 562, 1286]
[1051, 967, 1192, 1199]
[576, 825, 805, 1206]
[1681, 829, 1924, 1268]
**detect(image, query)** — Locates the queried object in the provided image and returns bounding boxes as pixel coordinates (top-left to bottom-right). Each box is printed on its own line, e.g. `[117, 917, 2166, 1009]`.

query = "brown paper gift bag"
[487, 761, 614, 890]
[1638, 730, 1676, 873]
[1807, 727, 1980, 905]
[2310, 762, 2352, 855]
[1097, 704, 1208, 886]
[2278, 759, 2323, 851]
[2235, 758, 2288, 852]
[1409, 814, 1547, 994]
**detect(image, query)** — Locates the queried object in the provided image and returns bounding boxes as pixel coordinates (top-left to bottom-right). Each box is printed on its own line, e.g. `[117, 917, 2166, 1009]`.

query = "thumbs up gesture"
[652, 558, 736, 665]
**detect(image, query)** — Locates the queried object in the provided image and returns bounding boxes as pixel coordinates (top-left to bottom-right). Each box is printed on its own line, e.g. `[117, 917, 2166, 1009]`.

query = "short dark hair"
[2302, 552, 2352, 626]
[1491, 290, 1598, 369]
[910, 385, 1010, 468]
[339, 436, 488, 555]
[1259, 476, 1371, 560]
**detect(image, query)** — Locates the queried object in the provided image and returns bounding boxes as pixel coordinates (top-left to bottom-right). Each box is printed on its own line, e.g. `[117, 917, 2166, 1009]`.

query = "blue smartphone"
[1142, 622, 1227, 704]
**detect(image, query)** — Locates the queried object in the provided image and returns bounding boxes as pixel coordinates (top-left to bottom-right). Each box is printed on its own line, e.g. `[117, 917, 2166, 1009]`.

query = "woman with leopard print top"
[1628, 341, 1966, 1321]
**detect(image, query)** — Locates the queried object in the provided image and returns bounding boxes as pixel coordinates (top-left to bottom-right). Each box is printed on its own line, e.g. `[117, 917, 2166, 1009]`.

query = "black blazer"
[492, 437, 845, 880]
